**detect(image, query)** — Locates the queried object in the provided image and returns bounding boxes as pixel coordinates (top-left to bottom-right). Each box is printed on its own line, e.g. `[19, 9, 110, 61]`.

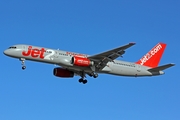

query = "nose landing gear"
[22, 66, 26, 70]
[20, 58, 26, 70]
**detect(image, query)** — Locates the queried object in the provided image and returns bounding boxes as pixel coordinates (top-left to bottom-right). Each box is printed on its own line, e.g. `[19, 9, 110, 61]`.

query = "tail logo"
[140, 44, 162, 65]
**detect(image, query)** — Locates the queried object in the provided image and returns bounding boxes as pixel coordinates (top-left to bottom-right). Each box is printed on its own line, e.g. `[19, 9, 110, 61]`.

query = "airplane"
[3, 42, 175, 84]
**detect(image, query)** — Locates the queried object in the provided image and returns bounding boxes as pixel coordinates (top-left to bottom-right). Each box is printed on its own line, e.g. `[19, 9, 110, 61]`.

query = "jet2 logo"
[140, 44, 162, 65]
[22, 46, 55, 60]
[22, 46, 45, 59]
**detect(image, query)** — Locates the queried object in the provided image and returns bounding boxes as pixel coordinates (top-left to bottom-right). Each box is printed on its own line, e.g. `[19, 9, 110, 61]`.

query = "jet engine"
[71, 56, 94, 67]
[53, 67, 74, 78]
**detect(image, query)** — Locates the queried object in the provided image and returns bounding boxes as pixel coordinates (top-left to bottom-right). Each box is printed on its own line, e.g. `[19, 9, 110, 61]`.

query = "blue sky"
[0, 0, 180, 120]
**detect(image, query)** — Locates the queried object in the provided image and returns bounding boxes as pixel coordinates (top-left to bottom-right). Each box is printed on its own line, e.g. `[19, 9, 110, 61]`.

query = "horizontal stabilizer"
[148, 63, 175, 72]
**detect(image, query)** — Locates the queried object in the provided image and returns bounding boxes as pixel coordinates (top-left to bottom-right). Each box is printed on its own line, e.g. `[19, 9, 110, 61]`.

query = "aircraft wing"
[88, 42, 136, 70]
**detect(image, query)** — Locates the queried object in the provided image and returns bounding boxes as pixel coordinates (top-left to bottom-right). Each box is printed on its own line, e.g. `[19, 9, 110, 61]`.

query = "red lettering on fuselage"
[66, 52, 87, 58]
[22, 46, 45, 59]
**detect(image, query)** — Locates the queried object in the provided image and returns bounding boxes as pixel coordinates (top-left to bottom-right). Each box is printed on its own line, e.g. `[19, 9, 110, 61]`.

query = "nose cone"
[4, 50, 8, 55]
[3, 49, 11, 56]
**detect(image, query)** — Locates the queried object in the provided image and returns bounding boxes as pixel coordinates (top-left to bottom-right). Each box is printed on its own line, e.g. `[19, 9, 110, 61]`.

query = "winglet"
[129, 42, 136, 45]
[136, 43, 166, 68]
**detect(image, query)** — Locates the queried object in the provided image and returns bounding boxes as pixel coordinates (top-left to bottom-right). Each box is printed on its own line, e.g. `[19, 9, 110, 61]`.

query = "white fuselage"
[3, 44, 164, 77]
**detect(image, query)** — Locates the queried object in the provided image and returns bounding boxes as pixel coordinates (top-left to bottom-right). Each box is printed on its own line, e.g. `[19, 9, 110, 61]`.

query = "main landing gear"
[90, 66, 98, 78]
[78, 71, 98, 84]
[90, 72, 98, 78]
[20, 58, 26, 70]
[78, 71, 88, 84]
[79, 78, 88, 84]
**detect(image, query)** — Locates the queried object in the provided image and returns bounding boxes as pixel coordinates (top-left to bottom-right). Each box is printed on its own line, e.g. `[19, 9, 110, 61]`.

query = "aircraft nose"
[3, 49, 10, 56]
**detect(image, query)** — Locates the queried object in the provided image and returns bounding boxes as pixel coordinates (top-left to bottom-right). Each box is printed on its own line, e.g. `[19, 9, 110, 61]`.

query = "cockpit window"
[9, 46, 17, 49]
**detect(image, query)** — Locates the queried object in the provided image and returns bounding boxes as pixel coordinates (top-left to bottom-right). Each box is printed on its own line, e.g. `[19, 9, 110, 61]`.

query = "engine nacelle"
[53, 67, 74, 78]
[71, 56, 94, 67]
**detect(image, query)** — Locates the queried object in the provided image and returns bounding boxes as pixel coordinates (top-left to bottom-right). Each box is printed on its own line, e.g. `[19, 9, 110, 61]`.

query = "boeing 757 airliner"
[3, 42, 175, 84]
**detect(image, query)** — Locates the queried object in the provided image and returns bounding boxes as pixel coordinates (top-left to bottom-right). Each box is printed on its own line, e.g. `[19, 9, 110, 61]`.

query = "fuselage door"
[137, 64, 141, 72]
[23, 45, 26, 50]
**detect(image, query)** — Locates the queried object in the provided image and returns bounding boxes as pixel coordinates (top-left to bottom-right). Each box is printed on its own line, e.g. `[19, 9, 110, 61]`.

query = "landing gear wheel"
[83, 80, 88, 84]
[79, 78, 83, 83]
[22, 66, 26, 70]
[78, 78, 88, 84]
[93, 73, 98, 78]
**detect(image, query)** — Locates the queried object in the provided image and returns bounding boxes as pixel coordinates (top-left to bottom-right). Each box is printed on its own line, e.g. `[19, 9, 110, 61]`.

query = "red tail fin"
[136, 43, 167, 68]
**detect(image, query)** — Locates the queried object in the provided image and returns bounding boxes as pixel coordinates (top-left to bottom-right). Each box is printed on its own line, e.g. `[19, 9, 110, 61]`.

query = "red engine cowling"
[53, 67, 74, 78]
[71, 56, 94, 67]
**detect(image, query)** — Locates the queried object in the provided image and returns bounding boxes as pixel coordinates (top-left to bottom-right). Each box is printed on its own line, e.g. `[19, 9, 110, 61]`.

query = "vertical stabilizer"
[136, 43, 166, 68]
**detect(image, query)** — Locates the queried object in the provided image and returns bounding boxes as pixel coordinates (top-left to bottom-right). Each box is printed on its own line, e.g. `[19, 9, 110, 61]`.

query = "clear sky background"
[0, 0, 180, 120]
